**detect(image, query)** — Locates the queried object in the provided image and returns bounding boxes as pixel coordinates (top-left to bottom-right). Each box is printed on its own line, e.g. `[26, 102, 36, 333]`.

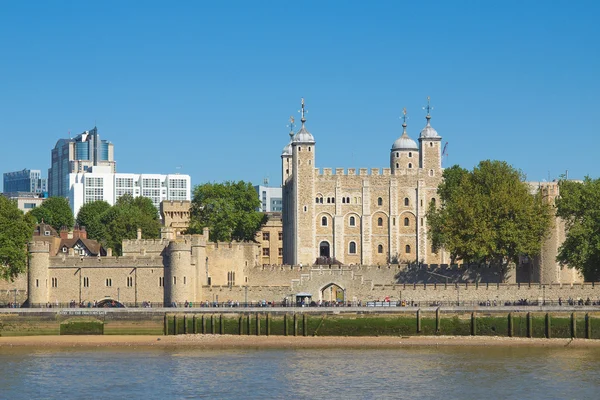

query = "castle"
[0, 99, 586, 308]
[282, 98, 446, 266]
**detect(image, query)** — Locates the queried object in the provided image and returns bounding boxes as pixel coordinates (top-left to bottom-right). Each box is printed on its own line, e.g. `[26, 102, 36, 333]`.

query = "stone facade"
[282, 103, 447, 267]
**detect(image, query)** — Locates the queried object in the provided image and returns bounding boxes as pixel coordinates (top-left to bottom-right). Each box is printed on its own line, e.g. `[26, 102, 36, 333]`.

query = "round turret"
[164, 240, 194, 306]
[28, 241, 50, 307]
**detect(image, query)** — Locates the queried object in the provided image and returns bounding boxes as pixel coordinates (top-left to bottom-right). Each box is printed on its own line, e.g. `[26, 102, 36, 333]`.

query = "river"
[1, 346, 598, 399]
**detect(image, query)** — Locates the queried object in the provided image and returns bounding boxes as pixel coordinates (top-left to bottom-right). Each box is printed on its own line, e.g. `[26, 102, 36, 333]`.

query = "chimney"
[137, 228, 142, 240]
[60, 227, 69, 239]
[106, 248, 112, 257]
[74, 226, 87, 240]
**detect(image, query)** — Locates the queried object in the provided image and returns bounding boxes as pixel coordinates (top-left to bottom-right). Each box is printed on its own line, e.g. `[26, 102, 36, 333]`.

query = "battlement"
[168, 240, 194, 252]
[48, 255, 163, 268]
[316, 167, 394, 177]
[28, 241, 50, 253]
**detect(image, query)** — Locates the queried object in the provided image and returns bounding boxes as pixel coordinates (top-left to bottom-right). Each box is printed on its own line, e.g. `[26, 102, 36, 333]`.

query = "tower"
[418, 97, 442, 170]
[281, 116, 295, 184]
[390, 108, 419, 173]
[27, 241, 50, 307]
[291, 98, 316, 265]
[164, 240, 195, 306]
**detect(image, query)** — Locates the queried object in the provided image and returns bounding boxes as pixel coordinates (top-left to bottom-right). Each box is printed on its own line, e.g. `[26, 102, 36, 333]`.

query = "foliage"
[0, 196, 36, 280]
[99, 194, 161, 255]
[427, 160, 552, 270]
[187, 181, 267, 242]
[28, 197, 74, 231]
[555, 177, 600, 281]
[75, 200, 111, 240]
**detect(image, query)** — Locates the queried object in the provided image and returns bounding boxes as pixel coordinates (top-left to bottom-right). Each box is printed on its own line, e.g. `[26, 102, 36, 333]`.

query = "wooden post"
[192, 315, 197, 334]
[183, 315, 187, 334]
[201, 315, 206, 334]
[545, 313, 551, 339]
[284, 314, 289, 336]
[585, 313, 591, 339]
[256, 313, 260, 336]
[293, 313, 298, 336]
[526, 312, 532, 338]
[303, 314, 307, 336]
[164, 314, 168, 336]
[173, 315, 178, 335]
[247, 314, 251, 336]
[508, 313, 513, 337]
[470, 312, 476, 336]
[266, 313, 271, 336]
[435, 307, 441, 334]
[220, 314, 224, 335]
[416, 309, 422, 334]
[571, 312, 576, 338]
[211, 314, 216, 334]
[239, 315, 243, 335]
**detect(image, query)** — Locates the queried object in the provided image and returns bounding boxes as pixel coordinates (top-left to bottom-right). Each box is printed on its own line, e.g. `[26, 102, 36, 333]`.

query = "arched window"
[349, 241, 357, 254]
[315, 197, 319, 204]
[377, 217, 383, 227]
[431, 198, 436, 206]
[396, 152, 399, 157]
[377, 244, 383, 254]
[346, 197, 350, 203]
[429, 169, 434, 177]
[377, 197, 383, 206]
[327, 198, 331, 204]
[321, 216, 328, 226]
[342, 197, 346, 204]
[308, 146, 311, 151]
[320, 197, 323, 204]
[404, 217, 409, 226]
[404, 197, 409, 206]
[430, 142, 434, 147]
[408, 163, 412, 169]
[332, 197, 335, 204]
[405, 245, 411, 253]
[408, 152, 412, 158]
[396, 163, 399, 168]
[349, 216, 356, 226]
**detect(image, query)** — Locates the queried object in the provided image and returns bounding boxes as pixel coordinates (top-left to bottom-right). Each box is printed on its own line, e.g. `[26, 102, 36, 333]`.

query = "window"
[409, 152, 412, 158]
[404, 217, 410, 226]
[299, 147, 302, 151]
[51, 277, 58, 288]
[173, 277, 177, 285]
[377, 197, 383, 206]
[183, 276, 186, 285]
[378, 244, 383, 254]
[349, 241, 357, 254]
[44, 231, 51, 236]
[227, 271, 235, 286]
[346, 197, 350, 203]
[429, 169, 434, 177]
[431, 198, 436, 206]
[263, 248, 270, 256]
[278, 248, 283, 256]
[278, 232, 283, 240]
[396, 152, 399, 157]
[36, 279, 39, 288]
[377, 217, 383, 227]
[127, 276, 133, 287]
[159, 277, 164, 287]
[405, 245, 411, 253]
[106, 278, 112, 287]
[303, 206, 307, 212]
[321, 216, 328, 226]
[83, 277, 89, 287]
[408, 163, 413, 169]
[308, 146, 311, 151]
[327, 198, 331, 204]
[342, 197, 346, 204]
[430, 142, 434, 147]
[263, 232, 270, 240]
[404, 197, 409, 206]
[349, 216, 355, 226]
[396, 163, 399, 168]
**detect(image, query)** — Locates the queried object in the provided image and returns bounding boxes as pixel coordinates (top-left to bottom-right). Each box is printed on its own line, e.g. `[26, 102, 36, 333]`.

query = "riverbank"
[2, 334, 600, 349]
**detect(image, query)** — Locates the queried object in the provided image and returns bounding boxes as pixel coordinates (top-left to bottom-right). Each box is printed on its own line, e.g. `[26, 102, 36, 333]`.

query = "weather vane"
[299, 98, 307, 124]
[423, 96, 433, 118]
[287, 116, 295, 138]
[401, 107, 408, 126]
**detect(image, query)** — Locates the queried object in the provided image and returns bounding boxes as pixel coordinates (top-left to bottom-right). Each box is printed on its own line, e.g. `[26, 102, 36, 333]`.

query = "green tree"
[0, 196, 36, 280]
[187, 181, 266, 242]
[100, 194, 161, 254]
[427, 160, 552, 275]
[75, 200, 112, 241]
[555, 177, 600, 281]
[28, 197, 74, 231]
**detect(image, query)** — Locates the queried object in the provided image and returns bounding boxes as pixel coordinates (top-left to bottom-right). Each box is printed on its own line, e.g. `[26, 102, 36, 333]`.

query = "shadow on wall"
[394, 264, 509, 284]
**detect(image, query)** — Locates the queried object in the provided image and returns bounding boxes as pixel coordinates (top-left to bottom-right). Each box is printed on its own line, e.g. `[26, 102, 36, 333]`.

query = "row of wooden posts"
[164, 311, 595, 338]
[164, 313, 310, 336]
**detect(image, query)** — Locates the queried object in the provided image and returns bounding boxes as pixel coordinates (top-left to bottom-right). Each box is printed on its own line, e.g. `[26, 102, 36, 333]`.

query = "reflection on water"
[0, 347, 599, 399]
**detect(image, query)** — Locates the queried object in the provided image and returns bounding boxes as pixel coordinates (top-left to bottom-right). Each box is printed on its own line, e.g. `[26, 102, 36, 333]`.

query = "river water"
[0, 346, 599, 399]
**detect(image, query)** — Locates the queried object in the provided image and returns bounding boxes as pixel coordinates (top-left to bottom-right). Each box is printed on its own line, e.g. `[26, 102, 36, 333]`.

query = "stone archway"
[321, 283, 345, 304]
[319, 241, 330, 258]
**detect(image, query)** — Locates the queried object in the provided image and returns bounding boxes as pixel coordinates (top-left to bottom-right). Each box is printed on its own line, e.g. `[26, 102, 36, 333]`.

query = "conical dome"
[392, 132, 418, 151]
[419, 118, 439, 139]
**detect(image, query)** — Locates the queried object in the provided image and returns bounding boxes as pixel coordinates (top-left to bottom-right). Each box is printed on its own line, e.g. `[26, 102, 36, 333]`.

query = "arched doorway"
[95, 298, 125, 308]
[321, 283, 345, 304]
[319, 241, 330, 258]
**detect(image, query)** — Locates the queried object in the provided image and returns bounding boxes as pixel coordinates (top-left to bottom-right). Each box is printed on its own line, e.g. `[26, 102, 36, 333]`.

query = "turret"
[418, 97, 442, 170]
[28, 241, 50, 307]
[390, 108, 419, 173]
[164, 240, 194, 306]
[281, 116, 295, 185]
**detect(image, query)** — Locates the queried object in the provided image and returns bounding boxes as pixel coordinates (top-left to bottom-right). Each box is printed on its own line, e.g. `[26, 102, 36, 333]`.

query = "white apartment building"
[68, 166, 191, 217]
[254, 184, 282, 212]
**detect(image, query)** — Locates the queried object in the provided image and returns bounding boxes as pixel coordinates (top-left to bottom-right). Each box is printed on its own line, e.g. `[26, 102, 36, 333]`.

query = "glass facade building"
[3, 169, 47, 194]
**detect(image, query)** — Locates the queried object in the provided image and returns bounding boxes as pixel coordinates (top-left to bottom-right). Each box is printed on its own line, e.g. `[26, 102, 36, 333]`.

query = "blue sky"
[1, 1, 598, 191]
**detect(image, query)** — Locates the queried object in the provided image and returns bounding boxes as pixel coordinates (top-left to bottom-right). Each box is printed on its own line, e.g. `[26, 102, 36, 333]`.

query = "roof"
[59, 238, 105, 256]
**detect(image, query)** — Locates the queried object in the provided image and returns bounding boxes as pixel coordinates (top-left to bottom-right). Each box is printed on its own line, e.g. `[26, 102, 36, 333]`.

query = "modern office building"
[1, 192, 47, 212]
[3, 169, 47, 194]
[68, 166, 191, 217]
[254, 183, 282, 212]
[48, 127, 115, 198]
